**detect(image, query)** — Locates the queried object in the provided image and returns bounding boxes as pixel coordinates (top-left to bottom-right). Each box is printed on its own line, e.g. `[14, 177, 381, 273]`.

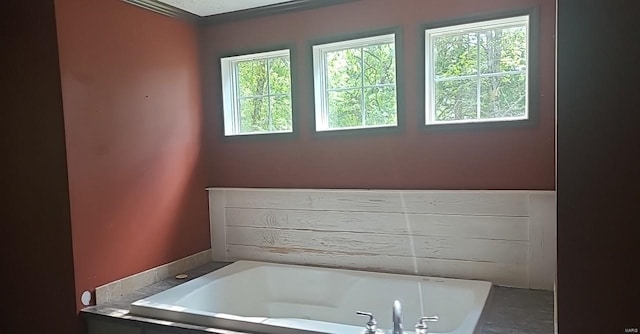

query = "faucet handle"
[415, 316, 439, 334]
[356, 311, 378, 333]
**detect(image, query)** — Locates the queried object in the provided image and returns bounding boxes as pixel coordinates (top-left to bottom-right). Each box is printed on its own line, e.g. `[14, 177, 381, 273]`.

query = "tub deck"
[82, 261, 554, 334]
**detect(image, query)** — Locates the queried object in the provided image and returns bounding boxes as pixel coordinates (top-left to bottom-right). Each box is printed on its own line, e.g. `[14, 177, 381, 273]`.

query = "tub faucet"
[392, 300, 402, 334]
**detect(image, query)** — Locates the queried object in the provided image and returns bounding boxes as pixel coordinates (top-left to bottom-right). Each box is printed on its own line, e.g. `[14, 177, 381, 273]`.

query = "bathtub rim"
[129, 260, 493, 334]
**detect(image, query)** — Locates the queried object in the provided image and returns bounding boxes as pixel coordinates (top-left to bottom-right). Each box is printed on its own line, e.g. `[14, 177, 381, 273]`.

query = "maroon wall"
[55, 0, 209, 311]
[1, 1, 78, 333]
[200, 0, 556, 190]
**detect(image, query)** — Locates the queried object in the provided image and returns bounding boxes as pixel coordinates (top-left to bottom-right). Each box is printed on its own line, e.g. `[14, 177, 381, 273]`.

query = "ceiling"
[156, 0, 296, 17]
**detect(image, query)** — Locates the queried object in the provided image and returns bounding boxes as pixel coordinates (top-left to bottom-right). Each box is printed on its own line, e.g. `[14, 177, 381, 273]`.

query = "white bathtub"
[130, 261, 492, 334]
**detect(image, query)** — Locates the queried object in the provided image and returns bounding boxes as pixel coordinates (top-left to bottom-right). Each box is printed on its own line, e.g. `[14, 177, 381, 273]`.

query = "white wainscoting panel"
[207, 188, 556, 290]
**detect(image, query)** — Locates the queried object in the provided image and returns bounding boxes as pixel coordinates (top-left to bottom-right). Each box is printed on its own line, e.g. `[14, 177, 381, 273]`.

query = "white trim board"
[207, 188, 556, 290]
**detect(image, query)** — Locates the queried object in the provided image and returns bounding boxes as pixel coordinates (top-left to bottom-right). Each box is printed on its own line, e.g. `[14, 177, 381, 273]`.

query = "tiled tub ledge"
[82, 262, 554, 334]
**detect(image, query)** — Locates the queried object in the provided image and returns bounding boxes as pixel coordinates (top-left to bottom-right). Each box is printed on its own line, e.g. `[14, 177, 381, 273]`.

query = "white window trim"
[313, 33, 397, 132]
[425, 15, 530, 125]
[220, 49, 292, 136]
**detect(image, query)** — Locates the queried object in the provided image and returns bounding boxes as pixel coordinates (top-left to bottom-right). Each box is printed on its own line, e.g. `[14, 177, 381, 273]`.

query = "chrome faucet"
[414, 316, 439, 334]
[392, 300, 403, 334]
[359, 300, 437, 334]
[356, 311, 378, 334]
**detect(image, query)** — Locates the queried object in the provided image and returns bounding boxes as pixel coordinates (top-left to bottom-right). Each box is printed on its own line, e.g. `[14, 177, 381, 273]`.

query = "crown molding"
[122, 0, 200, 23]
[122, 0, 361, 25]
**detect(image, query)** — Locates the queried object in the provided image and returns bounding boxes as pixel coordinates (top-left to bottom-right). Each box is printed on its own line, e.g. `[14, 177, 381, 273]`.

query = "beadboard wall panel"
[223, 190, 530, 216]
[226, 245, 529, 287]
[208, 188, 556, 290]
[225, 208, 530, 240]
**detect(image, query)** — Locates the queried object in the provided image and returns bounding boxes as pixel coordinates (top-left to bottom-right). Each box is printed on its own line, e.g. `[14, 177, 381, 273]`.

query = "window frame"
[220, 47, 295, 137]
[311, 28, 404, 135]
[420, 8, 540, 131]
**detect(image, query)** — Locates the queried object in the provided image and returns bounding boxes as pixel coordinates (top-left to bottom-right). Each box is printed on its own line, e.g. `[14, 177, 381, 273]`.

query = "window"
[220, 49, 292, 136]
[425, 15, 530, 125]
[313, 33, 398, 132]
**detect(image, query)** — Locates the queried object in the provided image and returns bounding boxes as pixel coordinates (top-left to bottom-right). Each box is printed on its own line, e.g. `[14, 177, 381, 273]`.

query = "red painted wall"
[2, 1, 78, 332]
[55, 0, 209, 311]
[201, 0, 555, 190]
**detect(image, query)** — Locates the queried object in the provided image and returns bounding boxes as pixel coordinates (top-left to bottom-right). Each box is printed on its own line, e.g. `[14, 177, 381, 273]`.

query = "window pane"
[270, 96, 292, 131]
[480, 74, 526, 118]
[237, 60, 268, 97]
[269, 57, 291, 95]
[434, 79, 477, 121]
[328, 89, 363, 128]
[363, 43, 396, 86]
[327, 48, 362, 89]
[479, 25, 527, 74]
[434, 33, 478, 79]
[239, 97, 268, 133]
[365, 86, 396, 126]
